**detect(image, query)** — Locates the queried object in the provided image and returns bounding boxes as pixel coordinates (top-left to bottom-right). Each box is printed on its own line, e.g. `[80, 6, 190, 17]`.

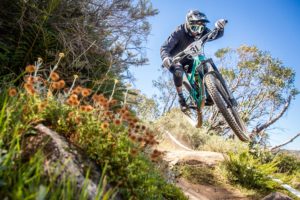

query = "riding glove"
[215, 19, 226, 29]
[163, 57, 173, 69]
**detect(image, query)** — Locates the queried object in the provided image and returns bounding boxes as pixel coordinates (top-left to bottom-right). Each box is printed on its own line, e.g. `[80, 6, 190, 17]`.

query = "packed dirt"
[157, 129, 252, 200]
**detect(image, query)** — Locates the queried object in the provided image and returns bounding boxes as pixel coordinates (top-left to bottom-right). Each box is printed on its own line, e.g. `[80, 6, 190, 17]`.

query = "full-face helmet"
[185, 10, 209, 35]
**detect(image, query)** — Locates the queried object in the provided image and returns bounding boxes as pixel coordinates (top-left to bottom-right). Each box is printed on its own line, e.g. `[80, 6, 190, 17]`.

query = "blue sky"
[130, 0, 300, 150]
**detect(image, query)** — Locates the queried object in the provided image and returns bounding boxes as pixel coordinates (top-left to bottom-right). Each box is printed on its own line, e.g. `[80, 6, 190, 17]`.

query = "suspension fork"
[202, 59, 237, 107]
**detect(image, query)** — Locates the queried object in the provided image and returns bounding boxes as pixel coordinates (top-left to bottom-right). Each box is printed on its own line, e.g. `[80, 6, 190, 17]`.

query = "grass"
[0, 57, 187, 199]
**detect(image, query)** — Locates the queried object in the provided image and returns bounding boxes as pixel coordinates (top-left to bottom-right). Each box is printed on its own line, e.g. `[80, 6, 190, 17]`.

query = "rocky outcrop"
[21, 124, 121, 200]
[262, 192, 292, 200]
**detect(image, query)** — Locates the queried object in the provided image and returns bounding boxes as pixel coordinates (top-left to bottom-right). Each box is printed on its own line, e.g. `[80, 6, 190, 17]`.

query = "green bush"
[274, 153, 300, 174]
[224, 151, 279, 191]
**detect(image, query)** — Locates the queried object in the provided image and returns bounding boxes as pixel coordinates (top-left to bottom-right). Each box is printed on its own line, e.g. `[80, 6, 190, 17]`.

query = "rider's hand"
[215, 19, 227, 29]
[162, 57, 173, 69]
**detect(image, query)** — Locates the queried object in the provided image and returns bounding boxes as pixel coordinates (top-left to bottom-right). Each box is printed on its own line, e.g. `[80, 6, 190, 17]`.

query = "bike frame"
[183, 55, 206, 109]
[184, 55, 237, 109]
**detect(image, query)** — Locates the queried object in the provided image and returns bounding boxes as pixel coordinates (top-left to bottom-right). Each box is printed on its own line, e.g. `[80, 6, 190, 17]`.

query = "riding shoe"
[178, 96, 188, 111]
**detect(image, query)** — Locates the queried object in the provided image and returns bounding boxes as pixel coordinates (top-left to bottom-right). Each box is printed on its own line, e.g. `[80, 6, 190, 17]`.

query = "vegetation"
[213, 45, 298, 141]
[0, 87, 113, 199]
[1, 0, 299, 199]
[0, 55, 187, 199]
[154, 109, 300, 199]
[0, 0, 158, 99]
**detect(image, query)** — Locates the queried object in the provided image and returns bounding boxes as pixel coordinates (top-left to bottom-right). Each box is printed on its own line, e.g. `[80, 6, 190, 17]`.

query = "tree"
[207, 45, 298, 142]
[126, 89, 160, 122]
[152, 70, 178, 115]
[0, 0, 158, 98]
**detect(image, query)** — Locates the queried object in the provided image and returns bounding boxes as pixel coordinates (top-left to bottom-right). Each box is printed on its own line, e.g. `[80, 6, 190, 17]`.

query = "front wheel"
[205, 73, 249, 142]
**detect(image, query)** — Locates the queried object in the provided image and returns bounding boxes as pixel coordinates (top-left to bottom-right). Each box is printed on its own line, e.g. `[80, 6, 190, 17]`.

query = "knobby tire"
[205, 73, 249, 142]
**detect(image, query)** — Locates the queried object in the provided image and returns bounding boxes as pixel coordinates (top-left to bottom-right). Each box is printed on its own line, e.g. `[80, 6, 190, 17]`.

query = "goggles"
[190, 24, 205, 34]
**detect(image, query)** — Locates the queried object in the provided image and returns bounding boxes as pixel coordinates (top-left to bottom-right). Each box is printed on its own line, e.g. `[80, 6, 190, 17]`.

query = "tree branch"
[271, 133, 300, 151]
[252, 95, 292, 134]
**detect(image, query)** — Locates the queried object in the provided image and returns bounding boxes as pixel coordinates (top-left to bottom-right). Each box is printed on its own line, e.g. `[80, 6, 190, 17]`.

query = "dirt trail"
[157, 129, 251, 200]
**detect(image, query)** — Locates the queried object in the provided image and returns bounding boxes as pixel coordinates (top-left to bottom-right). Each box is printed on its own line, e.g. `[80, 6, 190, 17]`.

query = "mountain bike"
[172, 22, 250, 142]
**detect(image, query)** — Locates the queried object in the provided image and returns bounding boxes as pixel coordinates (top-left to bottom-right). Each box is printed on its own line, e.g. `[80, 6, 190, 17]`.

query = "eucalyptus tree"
[206, 45, 298, 143]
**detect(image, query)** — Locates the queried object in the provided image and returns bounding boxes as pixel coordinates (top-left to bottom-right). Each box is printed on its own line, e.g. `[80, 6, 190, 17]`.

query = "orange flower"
[141, 125, 146, 131]
[73, 99, 80, 106]
[50, 72, 60, 81]
[8, 88, 17, 97]
[114, 119, 122, 126]
[57, 80, 65, 89]
[130, 149, 138, 156]
[69, 94, 78, 101]
[151, 149, 162, 161]
[102, 102, 109, 110]
[80, 105, 94, 112]
[25, 65, 36, 73]
[101, 121, 109, 130]
[72, 86, 82, 95]
[135, 125, 140, 130]
[38, 101, 48, 111]
[119, 108, 126, 114]
[92, 94, 99, 102]
[24, 76, 35, 84]
[129, 134, 137, 142]
[66, 96, 80, 106]
[66, 98, 72, 105]
[74, 116, 81, 124]
[122, 111, 131, 121]
[51, 82, 60, 89]
[137, 136, 143, 142]
[68, 111, 75, 118]
[24, 83, 36, 95]
[129, 122, 135, 128]
[81, 88, 91, 97]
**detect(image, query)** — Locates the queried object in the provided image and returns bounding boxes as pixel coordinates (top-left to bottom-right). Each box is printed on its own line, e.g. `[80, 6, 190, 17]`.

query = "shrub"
[274, 153, 300, 174]
[224, 151, 279, 191]
[0, 60, 187, 199]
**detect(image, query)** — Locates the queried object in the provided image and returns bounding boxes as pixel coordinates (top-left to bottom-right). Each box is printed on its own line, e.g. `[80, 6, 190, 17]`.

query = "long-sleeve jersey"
[160, 24, 224, 61]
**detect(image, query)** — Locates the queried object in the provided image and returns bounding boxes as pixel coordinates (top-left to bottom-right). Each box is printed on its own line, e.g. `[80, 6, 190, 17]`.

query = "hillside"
[152, 110, 300, 200]
[1, 77, 300, 199]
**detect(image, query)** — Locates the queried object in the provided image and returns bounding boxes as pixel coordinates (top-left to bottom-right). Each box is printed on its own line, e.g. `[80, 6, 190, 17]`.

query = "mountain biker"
[160, 10, 226, 111]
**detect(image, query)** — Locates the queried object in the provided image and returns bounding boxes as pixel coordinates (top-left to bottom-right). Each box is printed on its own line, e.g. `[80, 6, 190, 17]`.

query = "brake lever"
[207, 28, 219, 40]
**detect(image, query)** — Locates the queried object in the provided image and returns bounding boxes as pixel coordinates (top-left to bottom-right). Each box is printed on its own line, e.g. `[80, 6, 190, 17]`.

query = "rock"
[21, 124, 121, 200]
[262, 192, 292, 200]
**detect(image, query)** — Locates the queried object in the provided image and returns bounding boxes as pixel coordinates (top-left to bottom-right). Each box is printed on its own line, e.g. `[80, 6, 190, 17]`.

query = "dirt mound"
[158, 129, 251, 200]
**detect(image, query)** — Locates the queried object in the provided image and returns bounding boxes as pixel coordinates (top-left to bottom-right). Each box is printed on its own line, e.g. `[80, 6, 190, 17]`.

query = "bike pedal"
[188, 105, 197, 109]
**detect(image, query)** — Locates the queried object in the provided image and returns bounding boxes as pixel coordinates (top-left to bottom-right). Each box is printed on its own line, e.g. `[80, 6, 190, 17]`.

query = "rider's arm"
[160, 26, 182, 61]
[205, 27, 224, 41]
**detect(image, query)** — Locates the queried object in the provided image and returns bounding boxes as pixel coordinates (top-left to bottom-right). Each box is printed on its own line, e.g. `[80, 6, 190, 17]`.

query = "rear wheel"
[205, 73, 249, 142]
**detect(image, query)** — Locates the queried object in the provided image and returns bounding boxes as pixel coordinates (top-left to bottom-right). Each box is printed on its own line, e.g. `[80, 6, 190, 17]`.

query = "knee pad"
[170, 64, 183, 87]
[173, 70, 183, 87]
[173, 65, 183, 78]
